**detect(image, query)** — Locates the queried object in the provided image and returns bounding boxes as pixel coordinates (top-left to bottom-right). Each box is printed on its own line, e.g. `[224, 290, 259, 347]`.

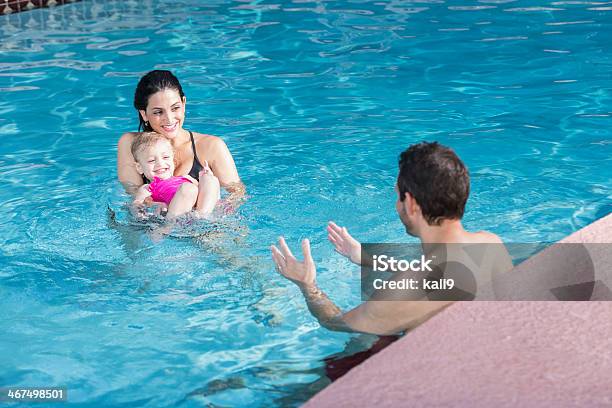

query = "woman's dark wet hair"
[398, 142, 470, 226]
[133, 70, 185, 131]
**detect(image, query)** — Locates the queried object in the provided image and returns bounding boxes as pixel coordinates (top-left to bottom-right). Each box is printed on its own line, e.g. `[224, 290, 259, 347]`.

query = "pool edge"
[304, 212, 612, 407]
[0, 0, 81, 15]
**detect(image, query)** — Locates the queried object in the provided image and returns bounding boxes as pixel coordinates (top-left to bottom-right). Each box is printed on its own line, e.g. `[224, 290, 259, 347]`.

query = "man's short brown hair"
[398, 142, 470, 225]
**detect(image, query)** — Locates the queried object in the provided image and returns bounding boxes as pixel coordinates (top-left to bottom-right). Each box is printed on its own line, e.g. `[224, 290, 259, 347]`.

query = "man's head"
[396, 142, 470, 236]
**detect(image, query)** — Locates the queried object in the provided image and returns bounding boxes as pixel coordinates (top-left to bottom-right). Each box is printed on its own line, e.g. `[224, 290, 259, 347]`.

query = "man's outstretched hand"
[271, 237, 317, 288]
[327, 221, 362, 265]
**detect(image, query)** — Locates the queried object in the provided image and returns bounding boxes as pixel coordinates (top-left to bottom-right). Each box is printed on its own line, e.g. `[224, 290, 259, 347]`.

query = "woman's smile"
[161, 122, 178, 133]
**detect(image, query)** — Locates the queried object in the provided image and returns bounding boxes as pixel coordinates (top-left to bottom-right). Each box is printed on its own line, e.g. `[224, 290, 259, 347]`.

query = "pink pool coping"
[306, 213, 612, 408]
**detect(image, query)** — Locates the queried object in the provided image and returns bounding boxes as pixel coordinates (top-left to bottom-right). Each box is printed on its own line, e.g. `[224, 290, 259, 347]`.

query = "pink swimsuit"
[148, 176, 192, 205]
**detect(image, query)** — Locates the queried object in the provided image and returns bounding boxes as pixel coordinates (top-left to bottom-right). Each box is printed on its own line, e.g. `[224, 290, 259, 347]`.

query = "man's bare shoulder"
[470, 230, 504, 244]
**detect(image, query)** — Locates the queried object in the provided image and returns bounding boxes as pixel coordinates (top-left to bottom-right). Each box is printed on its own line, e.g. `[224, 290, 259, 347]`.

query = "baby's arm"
[133, 184, 151, 205]
[195, 164, 221, 215]
[166, 182, 199, 219]
[129, 184, 154, 219]
[183, 174, 198, 185]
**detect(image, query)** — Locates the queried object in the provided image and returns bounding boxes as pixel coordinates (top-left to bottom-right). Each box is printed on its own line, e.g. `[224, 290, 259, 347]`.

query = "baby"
[131, 132, 220, 219]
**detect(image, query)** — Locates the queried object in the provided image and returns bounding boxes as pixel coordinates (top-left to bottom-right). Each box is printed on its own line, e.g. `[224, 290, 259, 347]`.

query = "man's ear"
[404, 192, 419, 216]
[182, 96, 187, 105]
[401, 192, 412, 214]
[139, 109, 148, 123]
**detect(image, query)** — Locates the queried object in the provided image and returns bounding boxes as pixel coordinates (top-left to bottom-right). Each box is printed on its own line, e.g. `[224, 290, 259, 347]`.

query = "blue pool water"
[0, 0, 610, 406]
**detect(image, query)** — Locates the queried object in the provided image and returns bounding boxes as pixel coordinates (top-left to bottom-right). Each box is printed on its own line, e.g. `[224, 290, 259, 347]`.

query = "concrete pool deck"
[306, 213, 612, 407]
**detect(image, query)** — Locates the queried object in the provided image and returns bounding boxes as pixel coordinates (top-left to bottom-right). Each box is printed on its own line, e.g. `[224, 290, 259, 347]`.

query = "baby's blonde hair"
[131, 132, 172, 161]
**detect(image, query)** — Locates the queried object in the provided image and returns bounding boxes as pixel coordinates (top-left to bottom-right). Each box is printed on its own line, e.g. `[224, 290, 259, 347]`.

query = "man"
[271, 142, 511, 335]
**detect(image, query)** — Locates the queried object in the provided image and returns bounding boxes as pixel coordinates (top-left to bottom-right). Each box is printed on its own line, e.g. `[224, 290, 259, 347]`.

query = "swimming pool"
[0, 0, 610, 406]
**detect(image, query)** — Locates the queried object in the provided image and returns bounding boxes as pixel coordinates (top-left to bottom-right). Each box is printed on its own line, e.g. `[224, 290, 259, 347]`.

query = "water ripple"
[0, 60, 112, 72]
[449, 6, 497, 10]
[546, 20, 596, 25]
[0, 86, 39, 92]
[477, 36, 529, 41]
[505, 7, 565, 11]
[86, 37, 150, 50]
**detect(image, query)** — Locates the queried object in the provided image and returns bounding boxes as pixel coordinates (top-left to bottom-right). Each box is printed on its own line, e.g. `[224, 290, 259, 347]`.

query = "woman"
[117, 70, 245, 208]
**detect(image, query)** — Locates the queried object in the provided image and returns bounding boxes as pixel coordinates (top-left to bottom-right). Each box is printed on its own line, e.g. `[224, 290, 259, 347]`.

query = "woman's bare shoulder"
[191, 132, 227, 151]
[191, 131, 222, 143]
[118, 132, 139, 146]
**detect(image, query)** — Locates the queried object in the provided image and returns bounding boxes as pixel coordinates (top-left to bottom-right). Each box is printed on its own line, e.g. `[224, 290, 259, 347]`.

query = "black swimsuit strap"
[187, 131, 204, 180]
[189, 131, 202, 164]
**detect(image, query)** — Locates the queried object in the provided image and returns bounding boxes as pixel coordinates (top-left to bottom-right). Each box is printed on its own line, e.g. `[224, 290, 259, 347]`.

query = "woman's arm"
[117, 132, 144, 196]
[196, 135, 246, 203]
